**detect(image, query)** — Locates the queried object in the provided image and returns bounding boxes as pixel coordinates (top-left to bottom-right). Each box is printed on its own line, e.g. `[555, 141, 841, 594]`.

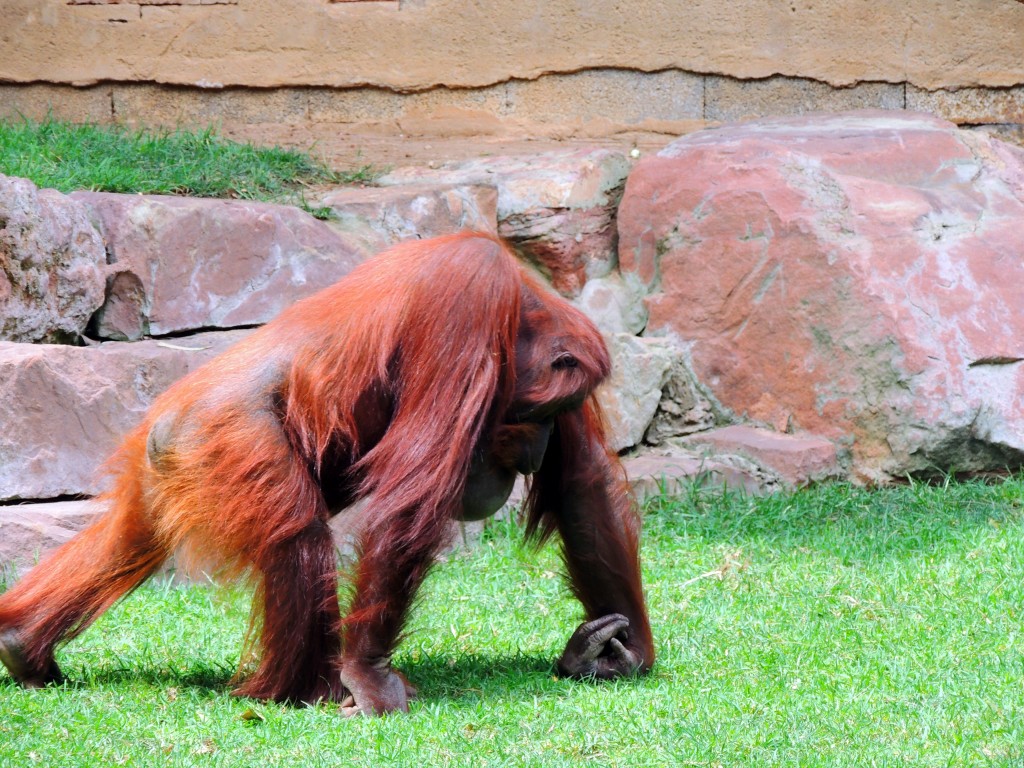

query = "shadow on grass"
[51, 660, 237, 694]
[400, 652, 556, 704]
[41, 652, 557, 707]
[642, 476, 1024, 562]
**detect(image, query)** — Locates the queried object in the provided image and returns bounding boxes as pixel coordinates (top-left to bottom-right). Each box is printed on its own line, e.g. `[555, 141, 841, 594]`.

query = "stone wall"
[2, 0, 1023, 140]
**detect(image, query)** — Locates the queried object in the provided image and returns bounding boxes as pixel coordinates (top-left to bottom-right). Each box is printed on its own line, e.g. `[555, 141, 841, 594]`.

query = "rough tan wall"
[2, 0, 1023, 144]
[4, 0, 1024, 90]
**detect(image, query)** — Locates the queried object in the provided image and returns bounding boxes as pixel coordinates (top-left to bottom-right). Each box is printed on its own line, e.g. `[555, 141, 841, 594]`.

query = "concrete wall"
[2, 0, 1023, 137]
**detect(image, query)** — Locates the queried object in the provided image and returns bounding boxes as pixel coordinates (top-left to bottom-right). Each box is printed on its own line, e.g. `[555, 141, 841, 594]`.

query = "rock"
[71, 193, 371, 340]
[618, 111, 1024, 481]
[596, 333, 675, 451]
[623, 452, 779, 500]
[678, 425, 842, 488]
[0, 175, 106, 343]
[643, 353, 718, 445]
[319, 183, 498, 247]
[0, 330, 252, 501]
[0, 500, 99, 575]
[379, 148, 631, 295]
[574, 271, 648, 335]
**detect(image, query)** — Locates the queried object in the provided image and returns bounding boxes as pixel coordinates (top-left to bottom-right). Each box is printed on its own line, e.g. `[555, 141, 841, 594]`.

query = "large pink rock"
[0, 175, 106, 343]
[0, 330, 252, 501]
[379, 149, 631, 296]
[71, 193, 371, 340]
[618, 111, 1024, 480]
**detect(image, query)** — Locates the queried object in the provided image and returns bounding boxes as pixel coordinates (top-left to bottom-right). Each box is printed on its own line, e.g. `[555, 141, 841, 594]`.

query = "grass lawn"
[1, 479, 1023, 766]
[0, 118, 374, 212]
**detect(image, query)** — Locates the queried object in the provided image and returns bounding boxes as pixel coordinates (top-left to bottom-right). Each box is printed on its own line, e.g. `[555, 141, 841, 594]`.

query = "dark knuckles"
[557, 613, 641, 679]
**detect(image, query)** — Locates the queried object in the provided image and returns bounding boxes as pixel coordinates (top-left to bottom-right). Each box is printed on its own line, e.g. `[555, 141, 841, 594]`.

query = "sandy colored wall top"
[3, 0, 1024, 92]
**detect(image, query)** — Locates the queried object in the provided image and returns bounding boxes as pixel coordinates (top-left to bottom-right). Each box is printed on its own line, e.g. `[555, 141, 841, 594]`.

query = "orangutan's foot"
[0, 630, 63, 688]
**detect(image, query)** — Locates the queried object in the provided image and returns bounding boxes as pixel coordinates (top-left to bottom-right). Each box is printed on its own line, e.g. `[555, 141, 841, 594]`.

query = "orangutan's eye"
[552, 353, 578, 370]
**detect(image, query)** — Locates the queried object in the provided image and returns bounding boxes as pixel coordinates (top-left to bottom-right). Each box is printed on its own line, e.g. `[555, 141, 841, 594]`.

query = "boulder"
[319, 183, 498, 247]
[574, 271, 648, 335]
[623, 452, 779, 499]
[0, 501, 98, 575]
[0, 330, 252, 501]
[596, 333, 675, 451]
[0, 175, 106, 343]
[678, 425, 842, 488]
[379, 149, 631, 296]
[619, 111, 1024, 481]
[71, 193, 371, 340]
[643, 353, 718, 445]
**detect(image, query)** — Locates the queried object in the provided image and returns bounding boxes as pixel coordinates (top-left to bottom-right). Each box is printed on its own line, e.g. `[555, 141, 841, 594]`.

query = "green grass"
[0, 118, 375, 212]
[2, 479, 1023, 766]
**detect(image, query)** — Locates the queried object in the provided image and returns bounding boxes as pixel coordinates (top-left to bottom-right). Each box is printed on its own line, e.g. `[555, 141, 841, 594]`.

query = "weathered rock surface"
[0, 330, 252, 501]
[623, 452, 780, 499]
[574, 271, 648, 335]
[72, 192, 371, 340]
[0, 175, 107, 343]
[678, 425, 842, 488]
[319, 183, 498, 247]
[619, 111, 1024, 480]
[379, 149, 630, 295]
[0, 501, 99, 575]
[596, 333, 675, 451]
[643, 353, 719, 445]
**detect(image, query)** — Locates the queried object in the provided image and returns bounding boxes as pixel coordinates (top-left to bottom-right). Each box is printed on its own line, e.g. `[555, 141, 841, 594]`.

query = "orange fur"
[0, 232, 653, 710]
